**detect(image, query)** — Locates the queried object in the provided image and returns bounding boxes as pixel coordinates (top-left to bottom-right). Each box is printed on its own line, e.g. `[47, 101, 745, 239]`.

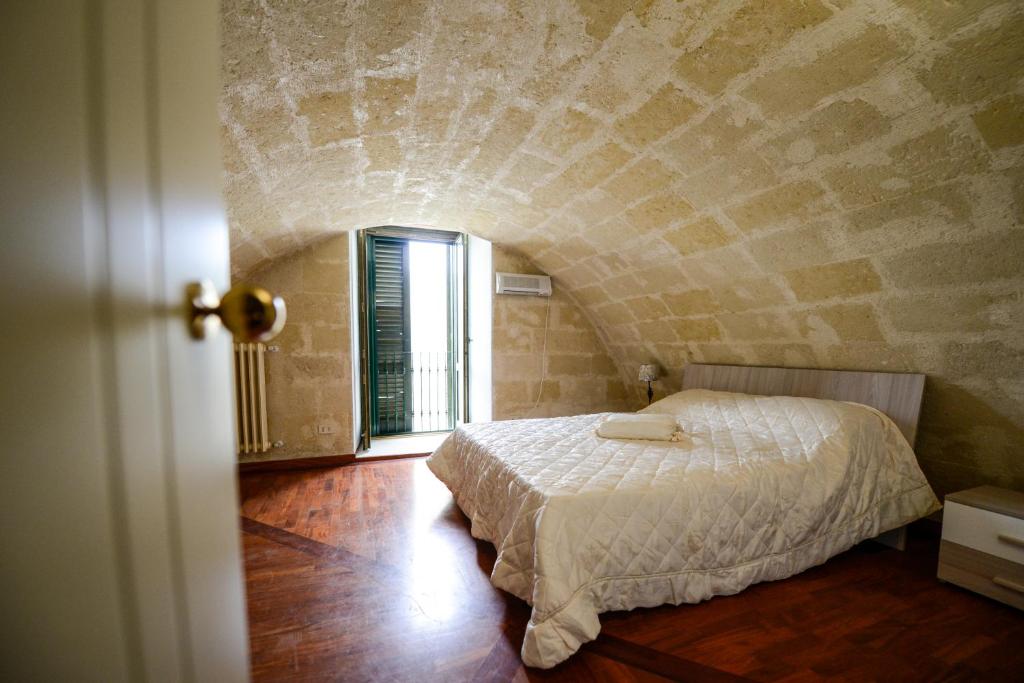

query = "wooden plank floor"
[239, 459, 1024, 682]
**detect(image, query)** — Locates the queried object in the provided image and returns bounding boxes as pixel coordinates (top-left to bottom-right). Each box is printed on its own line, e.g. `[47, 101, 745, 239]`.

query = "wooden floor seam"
[585, 634, 754, 683]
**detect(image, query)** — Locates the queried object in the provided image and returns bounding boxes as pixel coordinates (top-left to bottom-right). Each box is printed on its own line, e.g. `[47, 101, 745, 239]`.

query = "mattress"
[426, 389, 940, 668]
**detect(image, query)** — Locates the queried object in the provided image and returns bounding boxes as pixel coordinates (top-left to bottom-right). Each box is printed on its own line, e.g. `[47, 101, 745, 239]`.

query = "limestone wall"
[243, 235, 354, 461]
[222, 1, 1024, 495]
[492, 246, 630, 419]
[242, 238, 620, 459]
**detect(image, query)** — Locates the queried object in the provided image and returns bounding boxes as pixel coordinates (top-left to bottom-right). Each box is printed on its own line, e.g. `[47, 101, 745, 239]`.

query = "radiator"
[233, 342, 270, 454]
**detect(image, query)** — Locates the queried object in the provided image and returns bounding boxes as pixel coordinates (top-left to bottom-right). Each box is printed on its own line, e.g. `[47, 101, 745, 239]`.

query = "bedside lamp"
[638, 364, 658, 405]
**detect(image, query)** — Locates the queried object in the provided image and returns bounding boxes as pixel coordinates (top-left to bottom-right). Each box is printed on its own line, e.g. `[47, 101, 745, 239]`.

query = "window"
[361, 227, 464, 438]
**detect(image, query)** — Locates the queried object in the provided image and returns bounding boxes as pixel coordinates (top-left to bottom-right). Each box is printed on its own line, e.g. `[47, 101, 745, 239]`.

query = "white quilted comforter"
[426, 389, 940, 668]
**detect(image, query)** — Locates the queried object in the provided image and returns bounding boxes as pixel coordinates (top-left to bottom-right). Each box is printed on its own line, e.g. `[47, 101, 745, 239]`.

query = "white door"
[1, 1, 250, 680]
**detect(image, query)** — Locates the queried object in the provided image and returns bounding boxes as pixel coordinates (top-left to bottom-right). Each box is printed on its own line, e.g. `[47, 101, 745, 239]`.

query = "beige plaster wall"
[221, 1, 1024, 496]
[243, 235, 353, 461]
[492, 246, 630, 419]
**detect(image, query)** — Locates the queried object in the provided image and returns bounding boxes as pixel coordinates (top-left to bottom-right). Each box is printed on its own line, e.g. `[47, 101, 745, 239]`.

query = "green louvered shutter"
[367, 236, 413, 434]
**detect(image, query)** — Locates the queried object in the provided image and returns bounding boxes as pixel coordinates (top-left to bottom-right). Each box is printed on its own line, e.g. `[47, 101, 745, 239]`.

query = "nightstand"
[938, 486, 1024, 610]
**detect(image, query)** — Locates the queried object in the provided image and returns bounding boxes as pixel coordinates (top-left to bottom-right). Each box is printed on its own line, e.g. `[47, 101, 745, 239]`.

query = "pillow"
[596, 413, 681, 441]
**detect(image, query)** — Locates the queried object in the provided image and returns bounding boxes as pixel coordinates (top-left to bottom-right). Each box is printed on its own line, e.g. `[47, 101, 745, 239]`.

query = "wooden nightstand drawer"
[938, 540, 1024, 610]
[939, 486, 1024, 610]
[942, 501, 1024, 565]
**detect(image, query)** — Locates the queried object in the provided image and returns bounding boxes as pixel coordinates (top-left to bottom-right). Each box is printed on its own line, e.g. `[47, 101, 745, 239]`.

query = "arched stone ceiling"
[220, 0, 1024, 495]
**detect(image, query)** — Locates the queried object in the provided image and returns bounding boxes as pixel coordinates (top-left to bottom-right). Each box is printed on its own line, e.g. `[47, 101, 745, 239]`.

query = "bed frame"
[682, 363, 927, 550]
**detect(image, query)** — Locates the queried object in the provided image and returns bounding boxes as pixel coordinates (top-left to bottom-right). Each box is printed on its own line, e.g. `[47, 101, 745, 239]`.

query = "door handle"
[186, 280, 286, 342]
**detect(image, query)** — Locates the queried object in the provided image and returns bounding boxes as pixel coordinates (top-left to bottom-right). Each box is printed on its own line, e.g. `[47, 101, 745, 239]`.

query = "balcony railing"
[375, 350, 454, 435]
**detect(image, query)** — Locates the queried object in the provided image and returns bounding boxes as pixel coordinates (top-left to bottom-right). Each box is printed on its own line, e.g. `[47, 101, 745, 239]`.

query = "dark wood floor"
[239, 458, 1023, 682]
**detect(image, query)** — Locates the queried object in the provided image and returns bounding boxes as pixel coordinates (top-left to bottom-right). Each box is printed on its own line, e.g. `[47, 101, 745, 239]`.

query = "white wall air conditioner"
[495, 272, 552, 297]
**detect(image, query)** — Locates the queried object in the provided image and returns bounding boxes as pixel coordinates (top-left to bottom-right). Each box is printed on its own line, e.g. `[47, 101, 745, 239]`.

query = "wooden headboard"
[682, 364, 926, 447]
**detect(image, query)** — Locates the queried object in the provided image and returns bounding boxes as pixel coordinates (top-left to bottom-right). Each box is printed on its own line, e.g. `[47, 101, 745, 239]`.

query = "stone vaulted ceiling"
[220, 0, 1024, 495]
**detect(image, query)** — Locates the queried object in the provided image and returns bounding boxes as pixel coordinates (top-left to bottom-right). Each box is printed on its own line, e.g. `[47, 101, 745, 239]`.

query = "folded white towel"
[596, 413, 681, 441]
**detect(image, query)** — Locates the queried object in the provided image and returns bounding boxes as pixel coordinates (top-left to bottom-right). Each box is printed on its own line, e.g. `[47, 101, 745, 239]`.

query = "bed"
[426, 364, 941, 669]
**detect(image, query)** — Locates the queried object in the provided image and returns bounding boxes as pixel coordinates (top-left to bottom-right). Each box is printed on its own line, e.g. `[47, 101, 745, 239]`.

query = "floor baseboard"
[237, 451, 431, 474]
[238, 454, 355, 474]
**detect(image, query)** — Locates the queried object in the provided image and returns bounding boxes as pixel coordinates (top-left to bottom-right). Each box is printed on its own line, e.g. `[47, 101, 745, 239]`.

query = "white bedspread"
[426, 389, 940, 668]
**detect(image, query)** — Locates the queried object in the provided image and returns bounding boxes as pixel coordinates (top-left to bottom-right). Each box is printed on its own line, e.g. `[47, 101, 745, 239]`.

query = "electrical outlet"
[316, 425, 335, 435]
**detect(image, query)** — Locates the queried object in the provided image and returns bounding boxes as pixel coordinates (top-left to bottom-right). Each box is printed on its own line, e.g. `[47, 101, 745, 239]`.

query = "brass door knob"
[186, 280, 287, 342]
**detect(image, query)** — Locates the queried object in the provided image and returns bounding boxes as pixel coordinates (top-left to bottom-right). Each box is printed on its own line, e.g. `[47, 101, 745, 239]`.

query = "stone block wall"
[222, 1, 1024, 495]
[242, 235, 354, 461]
[492, 246, 630, 419]
[241, 238, 622, 459]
